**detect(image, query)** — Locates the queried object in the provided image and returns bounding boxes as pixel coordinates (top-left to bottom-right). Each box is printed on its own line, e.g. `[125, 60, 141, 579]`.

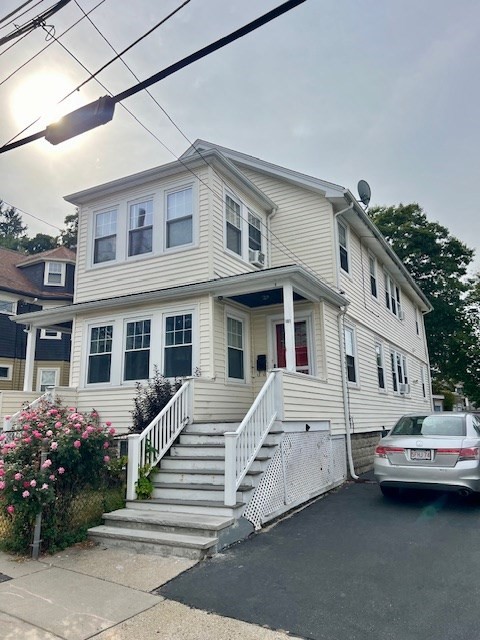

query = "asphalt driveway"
[159, 480, 480, 640]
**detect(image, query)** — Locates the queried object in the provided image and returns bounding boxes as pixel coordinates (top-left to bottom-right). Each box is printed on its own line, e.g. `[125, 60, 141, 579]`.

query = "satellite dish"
[357, 180, 371, 208]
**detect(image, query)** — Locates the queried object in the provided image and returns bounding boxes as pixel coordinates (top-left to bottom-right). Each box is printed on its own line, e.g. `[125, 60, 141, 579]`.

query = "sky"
[1, 0, 479, 270]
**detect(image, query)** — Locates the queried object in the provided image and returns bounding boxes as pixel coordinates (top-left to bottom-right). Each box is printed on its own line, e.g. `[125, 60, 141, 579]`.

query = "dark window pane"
[166, 317, 174, 332]
[164, 345, 192, 377]
[88, 354, 111, 383]
[346, 355, 356, 383]
[167, 218, 192, 248]
[0, 366, 9, 378]
[227, 223, 241, 255]
[340, 246, 349, 272]
[129, 227, 152, 256]
[94, 235, 116, 263]
[124, 350, 149, 381]
[370, 275, 377, 297]
[228, 348, 244, 379]
[377, 367, 385, 388]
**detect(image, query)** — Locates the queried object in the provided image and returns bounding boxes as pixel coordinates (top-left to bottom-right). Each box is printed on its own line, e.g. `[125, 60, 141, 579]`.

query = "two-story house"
[0, 245, 75, 399]
[4, 141, 432, 556]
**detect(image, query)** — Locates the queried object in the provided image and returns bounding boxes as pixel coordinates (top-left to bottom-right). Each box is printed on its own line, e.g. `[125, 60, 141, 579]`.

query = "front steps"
[88, 421, 282, 558]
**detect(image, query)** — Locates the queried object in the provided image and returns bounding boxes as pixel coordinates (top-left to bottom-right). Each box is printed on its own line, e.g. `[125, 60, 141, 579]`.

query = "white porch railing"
[3, 390, 53, 432]
[126, 380, 192, 501]
[224, 371, 281, 506]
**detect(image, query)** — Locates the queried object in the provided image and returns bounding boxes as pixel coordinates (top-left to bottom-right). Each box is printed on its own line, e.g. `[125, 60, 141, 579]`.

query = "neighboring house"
[2, 141, 433, 556]
[0, 245, 75, 395]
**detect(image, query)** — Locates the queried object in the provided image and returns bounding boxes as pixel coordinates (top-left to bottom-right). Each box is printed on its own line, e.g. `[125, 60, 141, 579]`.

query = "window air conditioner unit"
[249, 249, 265, 268]
[398, 307, 405, 320]
[399, 383, 410, 395]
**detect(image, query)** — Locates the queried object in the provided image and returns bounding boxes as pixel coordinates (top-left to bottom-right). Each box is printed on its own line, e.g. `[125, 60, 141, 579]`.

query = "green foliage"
[59, 210, 78, 249]
[135, 465, 154, 500]
[0, 400, 122, 554]
[0, 201, 27, 250]
[443, 390, 455, 412]
[368, 203, 480, 405]
[130, 367, 181, 434]
[20, 233, 58, 254]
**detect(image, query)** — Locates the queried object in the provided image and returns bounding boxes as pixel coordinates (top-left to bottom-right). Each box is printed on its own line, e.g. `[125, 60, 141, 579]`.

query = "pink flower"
[73, 440, 81, 449]
[4, 415, 10, 420]
[0, 468, 4, 477]
[50, 442, 58, 450]
[41, 483, 49, 490]
[23, 481, 30, 488]
[64, 428, 70, 435]
[32, 430, 42, 439]
[30, 479, 37, 487]
[108, 427, 116, 436]
[103, 441, 109, 449]
[14, 472, 22, 481]
[68, 407, 76, 412]
[49, 474, 55, 480]
[58, 467, 65, 474]
[6, 505, 14, 514]
[46, 430, 53, 437]
[55, 422, 62, 428]
[105, 421, 112, 427]
[103, 455, 110, 463]
[81, 431, 89, 439]
[0, 481, 5, 490]
[41, 459, 52, 469]
[86, 425, 94, 433]
[22, 490, 30, 498]
[23, 437, 32, 444]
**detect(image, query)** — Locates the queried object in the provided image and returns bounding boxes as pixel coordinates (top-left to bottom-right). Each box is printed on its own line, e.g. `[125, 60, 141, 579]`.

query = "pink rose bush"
[0, 400, 118, 553]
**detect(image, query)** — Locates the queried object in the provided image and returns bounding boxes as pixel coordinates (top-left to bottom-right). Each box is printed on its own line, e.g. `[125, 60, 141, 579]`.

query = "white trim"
[0, 362, 12, 380]
[368, 252, 378, 300]
[337, 218, 350, 274]
[163, 181, 197, 253]
[40, 329, 62, 340]
[344, 322, 359, 387]
[374, 340, 386, 393]
[223, 186, 265, 267]
[44, 261, 66, 287]
[0, 298, 17, 315]
[37, 367, 60, 393]
[268, 310, 315, 376]
[225, 306, 250, 384]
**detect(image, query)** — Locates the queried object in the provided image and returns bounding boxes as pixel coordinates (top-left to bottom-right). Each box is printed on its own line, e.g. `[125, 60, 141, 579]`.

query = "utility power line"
[0, 0, 72, 47]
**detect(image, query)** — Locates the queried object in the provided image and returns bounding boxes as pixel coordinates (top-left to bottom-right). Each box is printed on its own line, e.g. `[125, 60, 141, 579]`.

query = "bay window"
[94, 210, 117, 264]
[166, 187, 193, 249]
[128, 200, 153, 257]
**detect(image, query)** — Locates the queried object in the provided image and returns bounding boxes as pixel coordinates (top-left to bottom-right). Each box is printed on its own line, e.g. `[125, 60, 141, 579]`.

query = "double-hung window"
[128, 200, 153, 257]
[344, 325, 357, 384]
[369, 255, 377, 298]
[124, 319, 151, 381]
[225, 195, 242, 256]
[164, 314, 192, 377]
[88, 325, 113, 383]
[390, 349, 408, 393]
[227, 317, 244, 380]
[338, 220, 349, 273]
[94, 210, 117, 264]
[385, 273, 401, 317]
[166, 187, 193, 249]
[375, 342, 385, 390]
[248, 213, 262, 252]
[45, 261, 65, 286]
[421, 366, 427, 398]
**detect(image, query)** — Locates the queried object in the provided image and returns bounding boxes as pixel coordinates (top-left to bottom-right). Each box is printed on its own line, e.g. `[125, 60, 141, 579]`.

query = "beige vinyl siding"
[0, 390, 39, 422]
[191, 377, 255, 422]
[239, 169, 336, 286]
[281, 372, 344, 428]
[74, 169, 211, 303]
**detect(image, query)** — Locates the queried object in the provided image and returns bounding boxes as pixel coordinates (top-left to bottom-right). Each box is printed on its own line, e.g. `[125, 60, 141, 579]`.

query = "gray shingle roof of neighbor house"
[0, 245, 75, 300]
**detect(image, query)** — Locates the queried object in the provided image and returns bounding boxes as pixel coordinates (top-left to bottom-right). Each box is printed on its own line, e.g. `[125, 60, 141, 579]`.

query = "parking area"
[160, 480, 480, 640]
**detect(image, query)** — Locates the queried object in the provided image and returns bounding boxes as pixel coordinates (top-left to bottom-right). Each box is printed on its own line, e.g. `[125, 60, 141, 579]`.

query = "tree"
[20, 233, 58, 254]
[59, 210, 78, 249]
[368, 203, 480, 404]
[0, 201, 27, 250]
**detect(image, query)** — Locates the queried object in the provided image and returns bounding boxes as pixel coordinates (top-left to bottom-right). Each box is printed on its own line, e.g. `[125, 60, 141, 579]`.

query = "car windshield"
[390, 415, 466, 437]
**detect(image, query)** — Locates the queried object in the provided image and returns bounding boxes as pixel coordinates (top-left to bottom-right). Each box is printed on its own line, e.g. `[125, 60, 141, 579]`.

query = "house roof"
[0, 246, 75, 300]
[17, 246, 76, 268]
[11, 265, 349, 328]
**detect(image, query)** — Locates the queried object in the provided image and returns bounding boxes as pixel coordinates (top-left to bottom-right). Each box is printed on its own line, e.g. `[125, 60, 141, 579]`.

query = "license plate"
[410, 449, 431, 461]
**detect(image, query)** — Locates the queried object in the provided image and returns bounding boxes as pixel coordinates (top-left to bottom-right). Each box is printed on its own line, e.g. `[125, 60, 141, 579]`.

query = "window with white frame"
[40, 329, 61, 340]
[369, 255, 377, 298]
[44, 261, 65, 286]
[390, 349, 408, 393]
[0, 299, 15, 314]
[0, 364, 12, 380]
[385, 273, 401, 317]
[128, 200, 153, 257]
[344, 325, 357, 384]
[164, 313, 192, 377]
[166, 187, 193, 249]
[227, 316, 244, 380]
[421, 366, 427, 398]
[338, 220, 349, 273]
[37, 368, 58, 392]
[94, 210, 117, 264]
[415, 307, 420, 335]
[124, 319, 151, 381]
[375, 342, 386, 390]
[224, 193, 264, 264]
[248, 212, 262, 253]
[87, 325, 113, 383]
[225, 194, 242, 256]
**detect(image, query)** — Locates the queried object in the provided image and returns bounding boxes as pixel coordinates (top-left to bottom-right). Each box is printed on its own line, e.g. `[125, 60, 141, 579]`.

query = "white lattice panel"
[244, 433, 346, 529]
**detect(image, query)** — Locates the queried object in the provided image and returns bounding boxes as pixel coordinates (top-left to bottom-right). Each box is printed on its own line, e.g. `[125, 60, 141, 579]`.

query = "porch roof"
[10, 265, 348, 328]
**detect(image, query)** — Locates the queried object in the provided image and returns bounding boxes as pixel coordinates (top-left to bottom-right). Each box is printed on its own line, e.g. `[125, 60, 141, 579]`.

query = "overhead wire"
[1, 199, 63, 232]
[0, 0, 44, 29]
[0, 0, 72, 47]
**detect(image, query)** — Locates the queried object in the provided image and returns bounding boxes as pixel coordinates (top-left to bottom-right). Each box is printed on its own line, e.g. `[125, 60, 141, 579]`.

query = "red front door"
[275, 321, 309, 373]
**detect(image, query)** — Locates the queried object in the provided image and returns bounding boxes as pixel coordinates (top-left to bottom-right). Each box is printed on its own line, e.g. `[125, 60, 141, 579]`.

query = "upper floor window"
[44, 261, 65, 286]
[225, 194, 242, 256]
[375, 342, 385, 390]
[369, 255, 377, 298]
[94, 210, 117, 264]
[166, 187, 193, 249]
[40, 329, 61, 340]
[414, 306, 420, 335]
[421, 366, 427, 398]
[338, 220, 349, 273]
[385, 273, 402, 318]
[248, 212, 262, 252]
[344, 325, 357, 384]
[0, 299, 15, 314]
[128, 200, 153, 257]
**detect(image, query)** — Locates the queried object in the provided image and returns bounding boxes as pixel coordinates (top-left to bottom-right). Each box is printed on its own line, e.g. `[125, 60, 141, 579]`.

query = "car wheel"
[380, 485, 400, 499]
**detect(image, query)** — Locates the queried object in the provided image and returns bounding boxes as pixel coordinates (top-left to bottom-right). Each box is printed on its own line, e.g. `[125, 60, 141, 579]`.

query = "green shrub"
[130, 367, 181, 433]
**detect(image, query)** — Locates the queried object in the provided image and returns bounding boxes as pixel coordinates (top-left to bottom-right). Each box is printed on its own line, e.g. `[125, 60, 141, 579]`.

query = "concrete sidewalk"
[0, 545, 297, 640]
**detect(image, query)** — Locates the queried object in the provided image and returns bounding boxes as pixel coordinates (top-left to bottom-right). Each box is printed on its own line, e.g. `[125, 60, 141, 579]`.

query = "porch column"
[283, 283, 296, 372]
[23, 325, 36, 392]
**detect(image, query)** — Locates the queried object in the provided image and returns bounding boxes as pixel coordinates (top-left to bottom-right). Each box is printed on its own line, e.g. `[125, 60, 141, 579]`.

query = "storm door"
[274, 320, 310, 374]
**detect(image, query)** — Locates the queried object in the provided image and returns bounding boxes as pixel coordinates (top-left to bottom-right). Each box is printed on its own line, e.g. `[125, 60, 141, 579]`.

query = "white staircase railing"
[126, 380, 192, 501]
[3, 390, 53, 432]
[224, 371, 281, 506]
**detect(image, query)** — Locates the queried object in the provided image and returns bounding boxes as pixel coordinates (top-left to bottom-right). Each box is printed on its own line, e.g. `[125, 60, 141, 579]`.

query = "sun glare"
[11, 71, 83, 131]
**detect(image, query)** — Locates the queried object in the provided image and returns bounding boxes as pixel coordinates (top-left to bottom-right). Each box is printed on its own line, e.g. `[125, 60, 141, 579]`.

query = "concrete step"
[126, 498, 244, 518]
[152, 468, 260, 487]
[179, 432, 283, 446]
[88, 524, 217, 560]
[151, 482, 253, 502]
[160, 455, 270, 472]
[185, 422, 240, 434]
[102, 508, 233, 537]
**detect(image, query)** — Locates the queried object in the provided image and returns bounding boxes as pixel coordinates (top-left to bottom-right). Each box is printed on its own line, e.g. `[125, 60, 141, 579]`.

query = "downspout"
[333, 202, 358, 480]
